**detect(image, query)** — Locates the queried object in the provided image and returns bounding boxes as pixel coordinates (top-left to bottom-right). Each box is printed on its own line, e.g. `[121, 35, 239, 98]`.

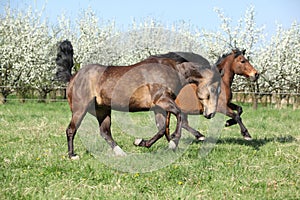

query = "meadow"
[0, 101, 299, 199]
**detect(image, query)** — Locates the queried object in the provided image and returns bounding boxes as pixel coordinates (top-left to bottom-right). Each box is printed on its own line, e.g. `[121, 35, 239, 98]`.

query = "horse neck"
[218, 58, 235, 89]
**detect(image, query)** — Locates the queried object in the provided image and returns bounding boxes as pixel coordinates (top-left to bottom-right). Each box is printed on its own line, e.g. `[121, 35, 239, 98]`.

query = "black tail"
[56, 40, 74, 83]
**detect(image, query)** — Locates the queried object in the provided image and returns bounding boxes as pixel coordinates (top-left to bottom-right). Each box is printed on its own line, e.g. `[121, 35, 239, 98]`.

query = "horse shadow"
[214, 135, 297, 150]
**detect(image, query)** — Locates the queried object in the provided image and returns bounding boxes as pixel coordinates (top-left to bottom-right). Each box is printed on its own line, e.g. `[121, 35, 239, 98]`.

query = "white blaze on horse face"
[210, 83, 219, 112]
[217, 85, 221, 95]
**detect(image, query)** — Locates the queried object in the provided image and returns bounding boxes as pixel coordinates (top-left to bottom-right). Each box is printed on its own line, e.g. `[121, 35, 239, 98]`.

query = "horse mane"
[149, 52, 188, 63]
[215, 48, 244, 66]
[150, 52, 211, 67]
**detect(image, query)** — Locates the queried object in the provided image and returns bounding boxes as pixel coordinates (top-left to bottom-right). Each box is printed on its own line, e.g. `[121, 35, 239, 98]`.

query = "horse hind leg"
[235, 115, 252, 141]
[66, 109, 88, 159]
[97, 110, 126, 156]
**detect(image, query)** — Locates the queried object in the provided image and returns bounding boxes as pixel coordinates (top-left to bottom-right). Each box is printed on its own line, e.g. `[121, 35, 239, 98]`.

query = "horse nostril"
[205, 113, 215, 119]
[250, 72, 259, 81]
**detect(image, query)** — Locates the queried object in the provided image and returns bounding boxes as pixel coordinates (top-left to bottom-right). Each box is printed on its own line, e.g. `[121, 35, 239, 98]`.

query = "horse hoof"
[168, 140, 177, 150]
[197, 136, 205, 141]
[113, 146, 127, 157]
[70, 155, 80, 160]
[134, 138, 143, 146]
[244, 136, 252, 141]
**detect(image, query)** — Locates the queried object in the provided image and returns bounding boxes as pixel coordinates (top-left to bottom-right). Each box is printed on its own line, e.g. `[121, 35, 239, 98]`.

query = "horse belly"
[175, 84, 203, 114]
[128, 86, 153, 111]
[100, 85, 152, 112]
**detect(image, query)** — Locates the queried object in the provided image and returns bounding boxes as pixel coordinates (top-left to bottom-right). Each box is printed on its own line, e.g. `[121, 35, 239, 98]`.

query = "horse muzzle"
[250, 72, 260, 82]
[204, 112, 216, 119]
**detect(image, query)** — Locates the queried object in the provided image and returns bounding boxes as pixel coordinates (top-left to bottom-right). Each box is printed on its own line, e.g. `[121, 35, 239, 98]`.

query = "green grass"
[0, 102, 299, 199]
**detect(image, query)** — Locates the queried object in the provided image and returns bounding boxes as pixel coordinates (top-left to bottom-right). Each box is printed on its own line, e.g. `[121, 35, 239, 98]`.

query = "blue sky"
[1, 0, 299, 37]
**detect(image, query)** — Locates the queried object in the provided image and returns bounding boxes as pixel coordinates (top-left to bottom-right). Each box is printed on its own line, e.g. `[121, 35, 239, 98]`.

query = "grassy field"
[0, 101, 299, 199]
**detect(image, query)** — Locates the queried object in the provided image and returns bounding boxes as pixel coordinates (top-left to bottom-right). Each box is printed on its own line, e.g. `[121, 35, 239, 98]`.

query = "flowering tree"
[0, 7, 25, 103]
[256, 22, 300, 107]
[0, 4, 299, 108]
[109, 19, 204, 66]
[0, 6, 58, 102]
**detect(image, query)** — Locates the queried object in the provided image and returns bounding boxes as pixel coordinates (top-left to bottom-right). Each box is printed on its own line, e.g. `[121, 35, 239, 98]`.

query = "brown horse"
[157, 49, 259, 142]
[56, 40, 221, 159]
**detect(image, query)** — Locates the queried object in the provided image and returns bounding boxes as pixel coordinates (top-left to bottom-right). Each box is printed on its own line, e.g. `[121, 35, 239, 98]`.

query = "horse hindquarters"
[65, 65, 105, 159]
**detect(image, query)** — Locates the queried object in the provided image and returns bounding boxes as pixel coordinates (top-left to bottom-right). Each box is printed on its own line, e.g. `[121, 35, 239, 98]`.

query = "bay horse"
[152, 49, 259, 142]
[56, 40, 221, 159]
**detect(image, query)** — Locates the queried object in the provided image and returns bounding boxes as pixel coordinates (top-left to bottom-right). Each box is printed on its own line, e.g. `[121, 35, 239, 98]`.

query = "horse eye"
[241, 60, 246, 63]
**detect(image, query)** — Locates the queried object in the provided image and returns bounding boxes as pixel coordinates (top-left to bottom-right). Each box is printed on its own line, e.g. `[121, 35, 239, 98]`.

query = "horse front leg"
[97, 110, 126, 156]
[134, 97, 182, 149]
[224, 107, 252, 140]
[134, 128, 166, 148]
[134, 108, 169, 148]
[225, 103, 243, 127]
[181, 113, 205, 141]
[153, 108, 171, 142]
[166, 104, 182, 150]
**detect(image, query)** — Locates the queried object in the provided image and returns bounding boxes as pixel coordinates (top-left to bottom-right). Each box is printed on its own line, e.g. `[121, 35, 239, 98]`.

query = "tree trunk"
[293, 95, 300, 110]
[0, 93, 6, 104]
[252, 93, 258, 110]
[50, 90, 57, 102]
[38, 90, 47, 103]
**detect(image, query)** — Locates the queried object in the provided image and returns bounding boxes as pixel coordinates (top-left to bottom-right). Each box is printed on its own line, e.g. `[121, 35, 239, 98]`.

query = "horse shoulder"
[175, 84, 203, 114]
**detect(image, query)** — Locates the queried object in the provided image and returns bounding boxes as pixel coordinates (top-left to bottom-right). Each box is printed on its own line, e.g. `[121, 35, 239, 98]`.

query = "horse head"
[150, 52, 221, 119]
[177, 62, 221, 119]
[231, 49, 259, 81]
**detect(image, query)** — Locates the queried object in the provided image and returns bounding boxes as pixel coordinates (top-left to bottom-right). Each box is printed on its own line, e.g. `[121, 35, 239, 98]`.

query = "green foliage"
[0, 102, 299, 199]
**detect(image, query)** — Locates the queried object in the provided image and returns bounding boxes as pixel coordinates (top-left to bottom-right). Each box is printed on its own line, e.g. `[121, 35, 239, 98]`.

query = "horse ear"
[242, 49, 246, 55]
[232, 49, 237, 54]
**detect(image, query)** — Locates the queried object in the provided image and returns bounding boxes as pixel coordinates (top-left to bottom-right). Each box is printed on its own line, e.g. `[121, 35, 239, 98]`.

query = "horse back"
[68, 61, 182, 112]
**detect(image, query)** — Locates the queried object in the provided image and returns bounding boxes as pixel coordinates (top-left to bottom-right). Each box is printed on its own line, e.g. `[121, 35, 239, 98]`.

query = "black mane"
[215, 48, 244, 66]
[150, 52, 210, 66]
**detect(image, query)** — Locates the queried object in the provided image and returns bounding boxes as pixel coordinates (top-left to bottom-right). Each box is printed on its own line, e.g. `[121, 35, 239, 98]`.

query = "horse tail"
[55, 40, 74, 83]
